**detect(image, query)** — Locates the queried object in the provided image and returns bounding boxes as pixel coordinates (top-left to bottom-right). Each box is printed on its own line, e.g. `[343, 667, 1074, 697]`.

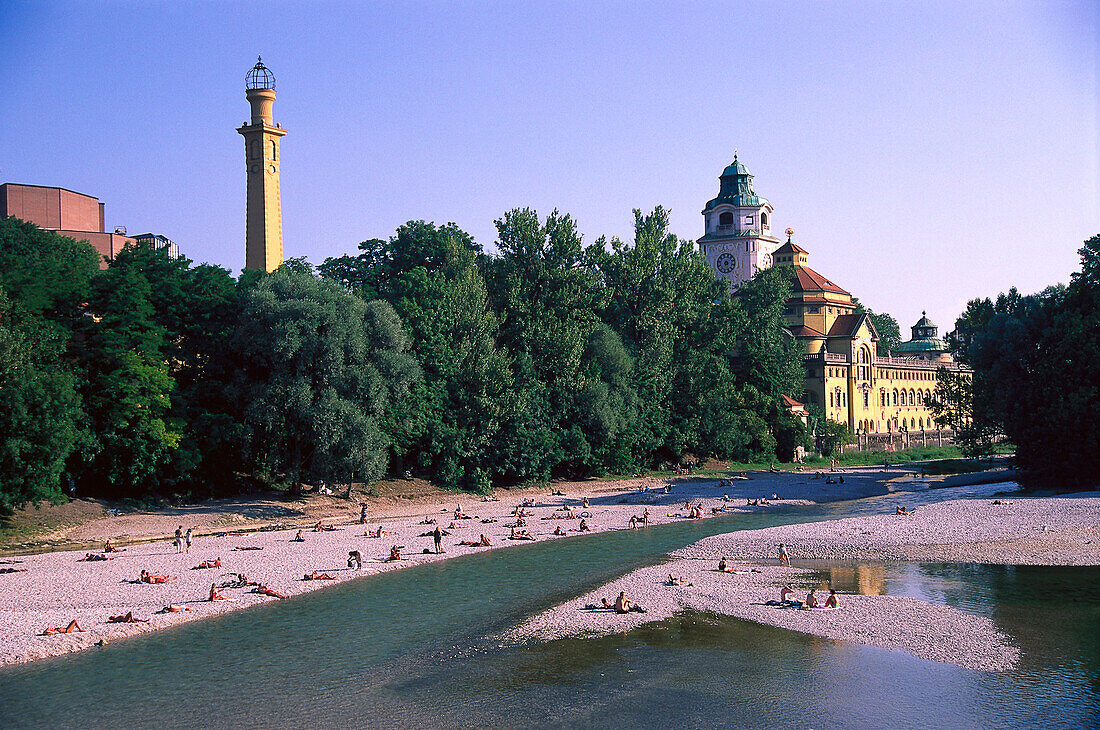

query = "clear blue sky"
[1, 1, 1095, 332]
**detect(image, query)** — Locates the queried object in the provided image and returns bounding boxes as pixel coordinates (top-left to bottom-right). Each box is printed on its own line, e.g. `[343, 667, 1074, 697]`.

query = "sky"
[0, 1, 1096, 332]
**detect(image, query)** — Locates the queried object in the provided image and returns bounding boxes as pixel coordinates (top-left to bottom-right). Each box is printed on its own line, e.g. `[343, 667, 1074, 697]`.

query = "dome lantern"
[246, 56, 276, 91]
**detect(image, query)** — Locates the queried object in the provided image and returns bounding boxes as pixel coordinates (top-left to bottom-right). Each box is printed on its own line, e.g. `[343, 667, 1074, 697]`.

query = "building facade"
[238, 57, 286, 273]
[699, 157, 969, 435]
[0, 183, 135, 268]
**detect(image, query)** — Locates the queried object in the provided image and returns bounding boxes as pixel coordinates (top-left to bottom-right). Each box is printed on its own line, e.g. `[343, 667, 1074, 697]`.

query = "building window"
[719, 212, 733, 226]
[892, 390, 898, 406]
[270, 140, 277, 160]
[808, 306, 820, 313]
[863, 392, 869, 408]
[745, 216, 754, 225]
[761, 212, 768, 226]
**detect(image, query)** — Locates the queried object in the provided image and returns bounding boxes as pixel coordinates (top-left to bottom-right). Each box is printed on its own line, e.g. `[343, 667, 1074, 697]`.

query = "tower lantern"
[238, 56, 287, 272]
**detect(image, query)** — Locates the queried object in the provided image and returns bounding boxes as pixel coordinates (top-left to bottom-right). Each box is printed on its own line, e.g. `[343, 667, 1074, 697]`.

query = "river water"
[1, 484, 1097, 729]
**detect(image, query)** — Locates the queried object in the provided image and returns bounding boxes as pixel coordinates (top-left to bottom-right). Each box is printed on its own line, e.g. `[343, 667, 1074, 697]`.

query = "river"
[1, 484, 1096, 729]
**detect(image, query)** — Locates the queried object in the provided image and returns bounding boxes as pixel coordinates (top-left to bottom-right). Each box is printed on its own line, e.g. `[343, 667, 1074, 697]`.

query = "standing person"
[432, 524, 443, 554]
[778, 543, 790, 566]
[174, 526, 184, 554]
[359, 504, 368, 524]
[185, 527, 193, 554]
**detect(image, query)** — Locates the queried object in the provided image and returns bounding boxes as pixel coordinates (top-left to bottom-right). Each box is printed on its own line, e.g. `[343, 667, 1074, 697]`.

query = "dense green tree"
[231, 266, 419, 489]
[0, 289, 84, 511]
[76, 263, 180, 495]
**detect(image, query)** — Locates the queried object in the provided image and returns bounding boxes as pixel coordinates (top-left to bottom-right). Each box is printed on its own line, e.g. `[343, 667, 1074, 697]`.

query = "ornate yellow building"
[238, 57, 286, 272]
[701, 156, 969, 436]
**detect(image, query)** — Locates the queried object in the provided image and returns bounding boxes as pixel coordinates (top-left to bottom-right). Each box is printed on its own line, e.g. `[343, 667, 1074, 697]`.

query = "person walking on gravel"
[185, 527, 193, 554]
[174, 526, 184, 554]
[778, 543, 790, 566]
[433, 525, 444, 554]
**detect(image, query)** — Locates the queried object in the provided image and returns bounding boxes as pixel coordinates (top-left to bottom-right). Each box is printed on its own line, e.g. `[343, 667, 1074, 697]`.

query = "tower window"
[760, 212, 768, 226]
[271, 140, 277, 160]
[719, 212, 734, 226]
[745, 215, 754, 225]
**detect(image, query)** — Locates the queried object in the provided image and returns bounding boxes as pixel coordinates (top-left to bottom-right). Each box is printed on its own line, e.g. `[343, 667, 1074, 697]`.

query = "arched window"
[760, 212, 768, 226]
[909, 389, 916, 405]
[249, 140, 260, 159]
[719, 211, 733, 226]
[830, 392, 834, 407]
[892, 390, 898, 406]
[270, 140, 277, 160]
[916, 390, 923, 405]
[880, 389, 886, 407]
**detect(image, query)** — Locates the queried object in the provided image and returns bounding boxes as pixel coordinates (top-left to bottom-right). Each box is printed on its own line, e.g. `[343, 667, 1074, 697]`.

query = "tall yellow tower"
[237, 57, 287, 272]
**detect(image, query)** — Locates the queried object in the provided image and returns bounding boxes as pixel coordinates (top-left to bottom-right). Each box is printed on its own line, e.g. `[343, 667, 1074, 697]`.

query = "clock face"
[716, 252, 736, 274]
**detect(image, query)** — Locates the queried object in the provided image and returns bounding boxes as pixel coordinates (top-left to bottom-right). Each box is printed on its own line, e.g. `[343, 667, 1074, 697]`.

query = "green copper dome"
[704, 154, 768, 211]
[895, 311, 945, 353]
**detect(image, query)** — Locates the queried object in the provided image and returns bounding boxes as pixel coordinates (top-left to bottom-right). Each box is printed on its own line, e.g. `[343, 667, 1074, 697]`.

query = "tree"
[76, 264, 180, 495]
[0, 289, 83, 511]
[231, 267, 419, 489]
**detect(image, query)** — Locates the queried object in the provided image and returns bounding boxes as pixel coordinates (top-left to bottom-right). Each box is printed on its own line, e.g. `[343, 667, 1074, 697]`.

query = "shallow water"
[1, 483, 1097, 729]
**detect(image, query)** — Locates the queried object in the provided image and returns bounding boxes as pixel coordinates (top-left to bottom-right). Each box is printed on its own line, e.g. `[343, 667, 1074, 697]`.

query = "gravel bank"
[674, 490, 1100, 565]
[503, 561, 1021, 672]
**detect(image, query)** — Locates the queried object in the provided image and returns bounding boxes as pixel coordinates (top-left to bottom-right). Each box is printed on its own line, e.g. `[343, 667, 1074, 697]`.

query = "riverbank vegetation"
[0, 209, 809, 508]
[931, 235, 1099, 490]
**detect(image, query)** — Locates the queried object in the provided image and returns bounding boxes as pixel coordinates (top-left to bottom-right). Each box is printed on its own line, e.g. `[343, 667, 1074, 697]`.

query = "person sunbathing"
[42, 620, 84, 635]
[104, 540, 123, 553]
[804, 589, 819, 608]
[389, 545, 402, 561]
[303, 571, 336, 580]
[582, 497, 590, 509]
[140, 570, 176, 584]
[448, 521, 468, 529]
[192, 558, 222, 570]
[825, 589, 839, 608]
[666, 574, 686, 586]
[895, 506, 909, 515]
[366, 526, 393, 538]
[292, 530, 306, 542]
[420, 517, 437, 525]
[232, 546, 263, 551]
[613, 591, 646, 613]
[553, 526, 566, 536]
[453, 508, 471, 520]
[781, 585, 795, 602]
[313, 521, 336, 532]
[509, 527, 535, 541]
[717, 557, 738, 573]
[348, 550, 363, 570]
[80, 553, 111, 561]
[578, 519, 590, 532]
[108, 611, 148, 624]
[0, 567, 28, 574]
[209, 583, 236, 601]
[253, 584, 287, 599]
[158, 604, 190, 613]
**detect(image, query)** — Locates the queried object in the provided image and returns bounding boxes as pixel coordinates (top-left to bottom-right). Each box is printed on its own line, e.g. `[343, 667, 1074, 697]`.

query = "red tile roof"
[792, 265, 849, 295]
[774, 241, 807, 256]
[789, 324, 826, 337]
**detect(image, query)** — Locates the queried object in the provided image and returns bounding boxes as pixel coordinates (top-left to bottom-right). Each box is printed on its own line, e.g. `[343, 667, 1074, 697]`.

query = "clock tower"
[238, 57, 287, 272]
[697, 154, 779, 289]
